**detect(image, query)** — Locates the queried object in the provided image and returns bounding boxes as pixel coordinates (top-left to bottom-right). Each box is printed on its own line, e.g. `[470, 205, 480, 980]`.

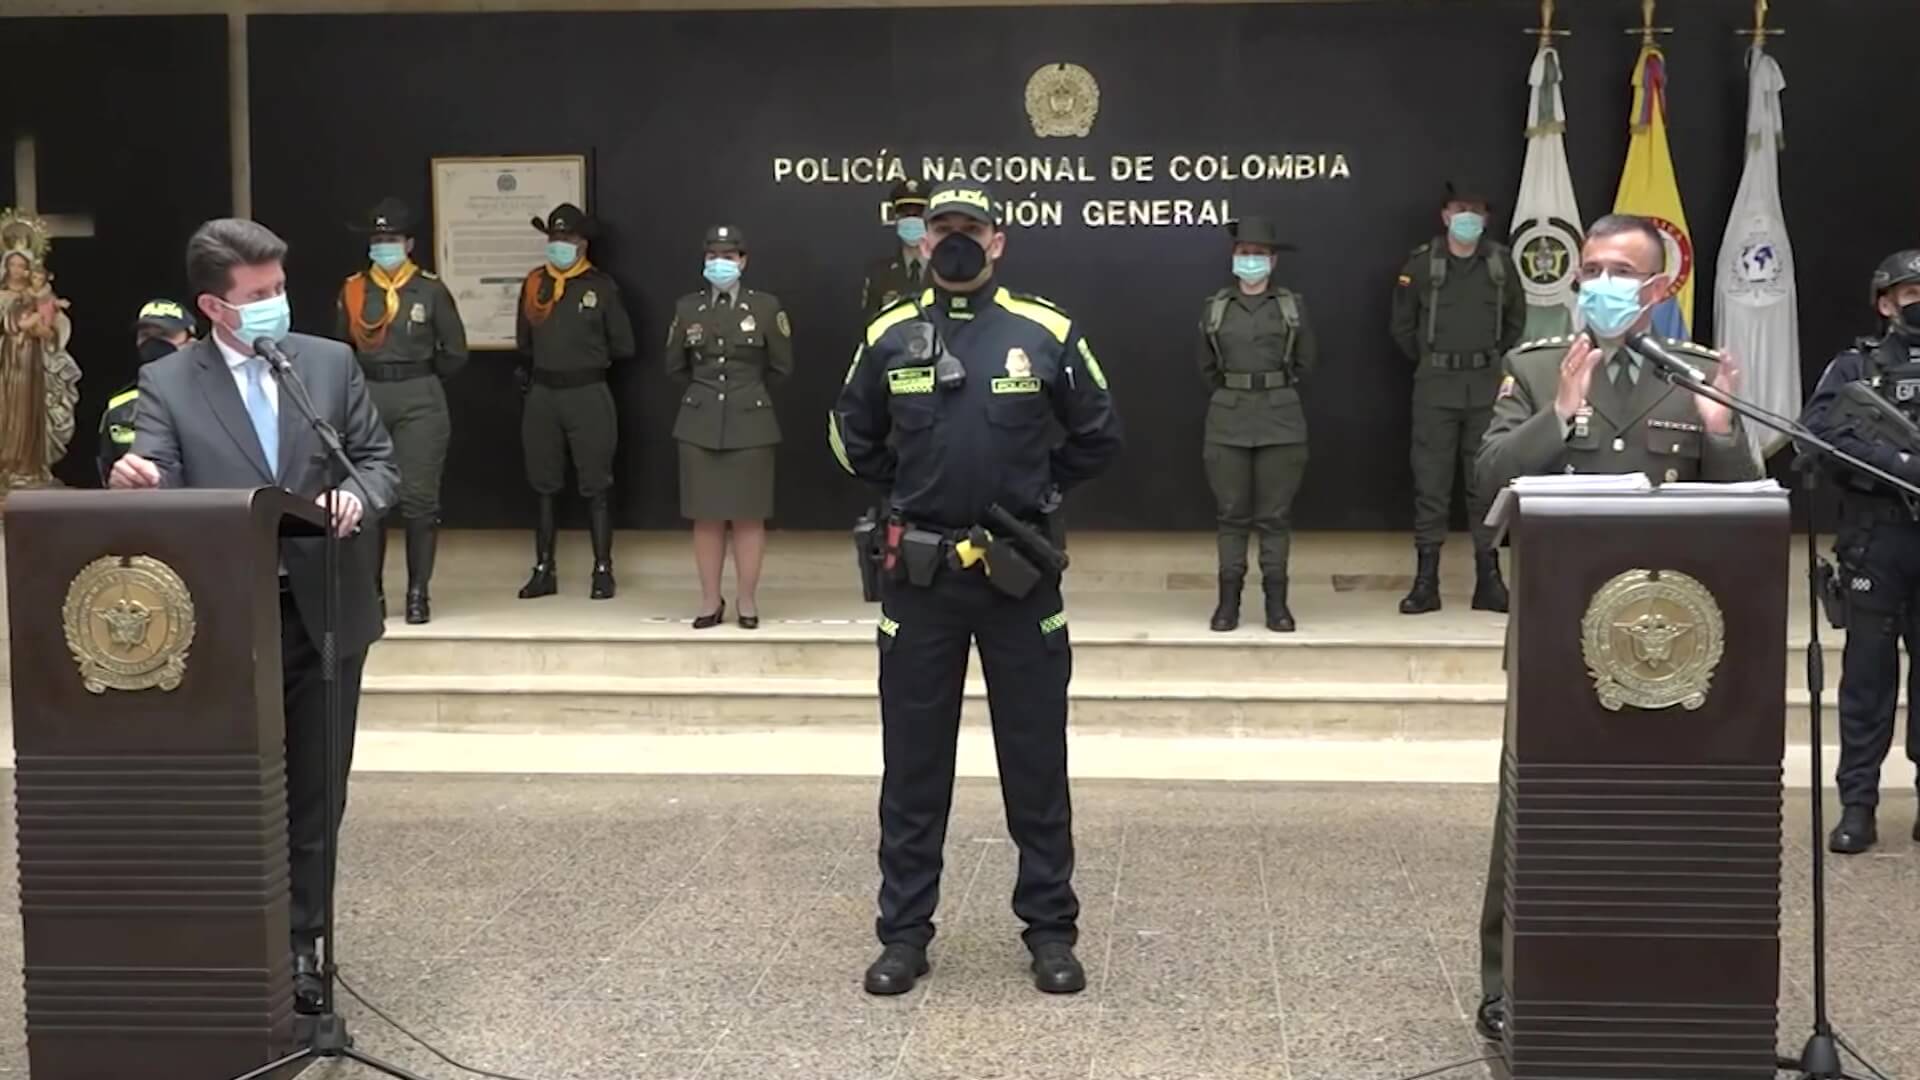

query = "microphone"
[1624, 330, 1710, 384]
[252, 336, 293, 372]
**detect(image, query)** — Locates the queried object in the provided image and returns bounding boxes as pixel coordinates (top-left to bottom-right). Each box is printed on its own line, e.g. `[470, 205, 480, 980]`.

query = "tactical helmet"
[1871, 250, 1920, 307]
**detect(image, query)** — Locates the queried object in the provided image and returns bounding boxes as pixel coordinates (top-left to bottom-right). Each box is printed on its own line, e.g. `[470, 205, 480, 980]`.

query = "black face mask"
[136, 337, 179, 364]
[1896, 301, 1920, 339]
[929, 232, 988, 285]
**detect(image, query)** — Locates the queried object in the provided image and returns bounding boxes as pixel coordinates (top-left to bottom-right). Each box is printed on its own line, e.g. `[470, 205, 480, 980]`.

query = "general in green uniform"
[666, 224, 794, 629]
[99, 299, 197, 483]
[1197, 216, 1316, 633]
[516, 203, 636, 601]
[1390, 183, 1525, 615]
[336, 198, 467, 624]
[1468, 214, 1761, 1043]
[861, 179, 930, 317]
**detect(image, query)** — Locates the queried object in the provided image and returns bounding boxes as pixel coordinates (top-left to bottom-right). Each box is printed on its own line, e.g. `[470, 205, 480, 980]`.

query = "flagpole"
[1626, 0, 1672, 47]
[1742, 0, 1785, 50]
[1523, 0, 1568, 48]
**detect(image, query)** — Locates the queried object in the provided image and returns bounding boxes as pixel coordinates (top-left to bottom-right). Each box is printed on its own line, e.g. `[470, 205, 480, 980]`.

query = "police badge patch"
[740, 314, 757, 334]
[1005, 348, 1033, 378]
[410, 302, 428, 324]
[582, 290, 599, 310]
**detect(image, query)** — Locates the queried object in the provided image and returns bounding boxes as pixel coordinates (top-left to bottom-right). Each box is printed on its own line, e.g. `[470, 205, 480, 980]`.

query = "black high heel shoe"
[693, 600, 726, 630]
[738, 610, 760, 630]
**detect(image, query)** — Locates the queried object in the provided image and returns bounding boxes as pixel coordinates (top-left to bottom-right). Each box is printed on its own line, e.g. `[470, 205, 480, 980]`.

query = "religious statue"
[0, 210, 81, 501]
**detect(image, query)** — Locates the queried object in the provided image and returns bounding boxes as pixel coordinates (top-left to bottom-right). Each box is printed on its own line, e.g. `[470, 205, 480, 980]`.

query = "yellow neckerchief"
[345, 259, 419, 351]
[521, 259, 593, 326]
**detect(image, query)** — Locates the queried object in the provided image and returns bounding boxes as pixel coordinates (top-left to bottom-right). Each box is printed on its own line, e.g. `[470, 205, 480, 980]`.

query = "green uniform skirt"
[678, 443, 776, 521]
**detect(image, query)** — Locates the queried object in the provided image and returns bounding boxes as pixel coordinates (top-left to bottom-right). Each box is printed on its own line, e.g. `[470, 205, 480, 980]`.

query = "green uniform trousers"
[523, 382, 617, 497]
[368, 376, 450, 519]
[1411, 400, 1496, 550]
[1202, 442, 1307, 579]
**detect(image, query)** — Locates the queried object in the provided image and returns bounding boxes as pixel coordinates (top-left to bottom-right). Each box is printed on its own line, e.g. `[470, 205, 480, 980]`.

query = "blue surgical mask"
[546, 241, 579, 270]
[221, 293, 292, 344]
[1577, 274, 1648, 339]
[1232, 254, 1273, 284]
[896, 217, 927, 246]
[1448, 211, 1486, 246]
[369, 242, 408, 273]
[703, 257, 742, 289]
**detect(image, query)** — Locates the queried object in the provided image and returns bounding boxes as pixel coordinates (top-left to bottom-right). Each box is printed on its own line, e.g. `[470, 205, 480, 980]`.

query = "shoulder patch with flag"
[1498, 375, 1517, 399]
[1396, 274, 1414, 287]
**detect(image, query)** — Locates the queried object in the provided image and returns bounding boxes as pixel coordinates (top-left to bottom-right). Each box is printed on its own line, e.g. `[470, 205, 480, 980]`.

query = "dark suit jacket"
[131, 332, 399, 656]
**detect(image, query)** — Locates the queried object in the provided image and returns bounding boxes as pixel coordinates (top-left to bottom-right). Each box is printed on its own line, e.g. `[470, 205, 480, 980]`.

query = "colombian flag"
[1613, 44, 1693, 338]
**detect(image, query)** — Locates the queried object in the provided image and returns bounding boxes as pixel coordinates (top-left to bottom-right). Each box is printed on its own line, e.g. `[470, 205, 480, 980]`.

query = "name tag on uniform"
[889, 366, 935, 395]
[1646, 418, 1703, 433]
[991, 377, 1041, 395]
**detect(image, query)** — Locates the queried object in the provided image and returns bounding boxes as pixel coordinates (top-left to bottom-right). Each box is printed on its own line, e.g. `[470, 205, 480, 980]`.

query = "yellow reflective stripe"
[843, 344, 864, 386]
[921, 288, 935, 306]
[828, 413, 854, 474]
[1039, 612, 1067, 635]
[992, 288, 1071, 343]
[1077, 338, 1109, 390]
[878, 615, 900, 636]
[865, 303, 920, 347]
[106, 388, 140, 411]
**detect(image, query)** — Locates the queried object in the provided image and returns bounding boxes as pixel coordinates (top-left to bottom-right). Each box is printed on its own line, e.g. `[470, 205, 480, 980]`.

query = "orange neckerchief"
[520, 259, 593, 327]
[343, 260, 419, 351]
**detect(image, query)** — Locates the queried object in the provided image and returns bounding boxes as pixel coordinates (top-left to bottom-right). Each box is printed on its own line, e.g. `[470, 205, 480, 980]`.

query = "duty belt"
[531, 368, 607, 389]
[1426, 351, 1498, 370]
[361, 361, 433, 382]
[1221, 371, 1291, 390]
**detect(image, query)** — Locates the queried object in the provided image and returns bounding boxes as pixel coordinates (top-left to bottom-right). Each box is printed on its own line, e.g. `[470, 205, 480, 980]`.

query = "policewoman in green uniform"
[1390, 183, 1524, 616]
[861, 179, 930, 317]
[99, 298, 196, 483]
[666, 225, 794, 629]
[1197, 216, 1317, 633]
[515, 203, 636, 601]
[335, 198, 468, 624]
[1469, 214, 1759, 1043]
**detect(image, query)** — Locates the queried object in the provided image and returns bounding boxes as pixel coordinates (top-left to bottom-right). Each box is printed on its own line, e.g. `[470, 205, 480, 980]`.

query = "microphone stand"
[228, 348, 434, 1080]
[1648, 355, 1920, 1080]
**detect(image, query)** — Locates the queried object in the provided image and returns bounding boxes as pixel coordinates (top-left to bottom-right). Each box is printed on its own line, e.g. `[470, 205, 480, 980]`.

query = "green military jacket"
[1476, 335, 1762, 492]
[515, 265, 637, 372]
[861, 249, 927, 317]
[666, 287, 794, 450]
[333, 265, 469, 379]
[1389, 239, 1527, 410]
[1196, 283, 1317, 447]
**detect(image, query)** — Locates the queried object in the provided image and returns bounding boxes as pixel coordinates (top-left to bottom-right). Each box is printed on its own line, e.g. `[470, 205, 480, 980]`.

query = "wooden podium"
[1495, 487, 1788, 1079]
[4, 488, 323, 1080]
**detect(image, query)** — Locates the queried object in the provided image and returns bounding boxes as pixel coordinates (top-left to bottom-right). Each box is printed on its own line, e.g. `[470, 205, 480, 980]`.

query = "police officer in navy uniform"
[830, 184, 1123, 998]
[1801, 250, 1920, 854]
[99, 299, 196, 483]
[861, 179, 931, 316]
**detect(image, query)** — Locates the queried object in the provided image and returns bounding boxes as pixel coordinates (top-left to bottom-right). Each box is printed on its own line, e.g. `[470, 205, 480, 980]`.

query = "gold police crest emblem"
[62, 554, 196, 695]
[1025, 63, 1099, 139]
[1580, 568, 1724, 712]
[1005, 348, 1033, 378]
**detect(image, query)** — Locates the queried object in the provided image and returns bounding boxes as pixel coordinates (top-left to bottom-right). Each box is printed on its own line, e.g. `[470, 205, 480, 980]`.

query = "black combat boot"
[1829, 805, 1877, 855]
[1263, 576, 1295, 632]
[588, 493, 616, 600]
[517, 495, 558, 599]
[1472, 547, 1510, 613]
[1399, 543, 1443, 615]
[1210, 573, 1244, 632]
[404, 516, 437, 625]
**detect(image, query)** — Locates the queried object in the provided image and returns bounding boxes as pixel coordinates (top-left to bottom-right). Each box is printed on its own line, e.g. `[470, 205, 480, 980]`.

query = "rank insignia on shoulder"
[410, 302, 428, 323]
[582, 290, 599, 309]
[1497, 375, 1516, 399]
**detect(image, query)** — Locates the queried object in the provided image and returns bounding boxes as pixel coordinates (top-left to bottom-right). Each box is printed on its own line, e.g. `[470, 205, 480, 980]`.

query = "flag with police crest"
[1509, 44, 1584, 340]
[1714, 47, 1797, 459]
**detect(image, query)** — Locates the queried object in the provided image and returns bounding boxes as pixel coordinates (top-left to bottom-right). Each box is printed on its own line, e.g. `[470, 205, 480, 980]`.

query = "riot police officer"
[1197, 215, 1316, 632]
[1389, 183, 1524, 615]
[100, 299, 196, 483]
[336, 198, 468, 624]
[830, 184, 1123, 998]
[861, 179, 930, 316]
[516, 203, 635, 601]
[1800, 249, 1920, 854]
[666, 225, 794, 628]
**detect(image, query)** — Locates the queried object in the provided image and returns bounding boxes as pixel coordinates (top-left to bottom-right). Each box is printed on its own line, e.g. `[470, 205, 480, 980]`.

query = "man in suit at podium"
[108, 217, 398, 1013]
[1469, 213, 1761, 1041]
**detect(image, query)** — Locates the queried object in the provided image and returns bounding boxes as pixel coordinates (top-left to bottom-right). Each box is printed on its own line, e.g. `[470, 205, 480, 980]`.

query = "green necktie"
[1610, 356, 1634, 393]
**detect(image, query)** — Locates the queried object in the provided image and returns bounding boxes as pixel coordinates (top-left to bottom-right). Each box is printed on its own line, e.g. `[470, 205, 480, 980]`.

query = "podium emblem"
[62, 555, 196, 694]
[1581, 568, 1724, 712]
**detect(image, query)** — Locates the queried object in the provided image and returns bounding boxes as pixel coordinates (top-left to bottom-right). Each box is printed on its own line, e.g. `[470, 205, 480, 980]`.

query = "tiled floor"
[0, 775, 1916, 1080]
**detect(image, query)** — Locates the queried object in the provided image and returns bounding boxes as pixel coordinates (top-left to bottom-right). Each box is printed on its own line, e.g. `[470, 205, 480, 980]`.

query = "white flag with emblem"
[1509, 45, 1584, 341]
[1715, 47, 1797, 459]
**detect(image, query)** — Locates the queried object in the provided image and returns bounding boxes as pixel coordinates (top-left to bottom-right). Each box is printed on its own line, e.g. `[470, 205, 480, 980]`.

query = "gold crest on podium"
[1580, 568, 1725, 712]
[62, 554, 196, 694]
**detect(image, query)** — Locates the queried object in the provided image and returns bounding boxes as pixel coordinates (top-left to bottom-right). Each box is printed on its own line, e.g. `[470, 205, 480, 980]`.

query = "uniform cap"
[890, 179, 930, 214]
[133, 298, 193, 334]
[924, 185, 995, 226]
[1443, 181, 1497, 212]
[1227, 216, 1294, 251]
[1871, 250, 1920, 305]
[532, 203, 599, 240]
[704, 224, 746, 253]
[354, 196, 414, 236]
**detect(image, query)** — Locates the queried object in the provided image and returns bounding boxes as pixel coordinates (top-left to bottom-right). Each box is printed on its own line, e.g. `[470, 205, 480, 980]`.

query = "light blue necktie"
[243, 357, 278, 479]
